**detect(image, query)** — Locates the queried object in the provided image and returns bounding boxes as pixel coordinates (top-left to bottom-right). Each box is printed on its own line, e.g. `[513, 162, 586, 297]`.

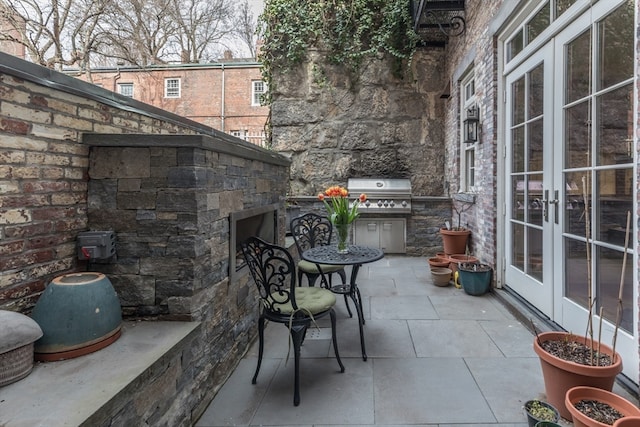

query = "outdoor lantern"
[463, 106, 479, 144]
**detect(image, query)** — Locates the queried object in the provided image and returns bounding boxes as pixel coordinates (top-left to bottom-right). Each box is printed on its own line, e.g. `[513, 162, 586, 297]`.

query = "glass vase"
[334, 222, 351, 254]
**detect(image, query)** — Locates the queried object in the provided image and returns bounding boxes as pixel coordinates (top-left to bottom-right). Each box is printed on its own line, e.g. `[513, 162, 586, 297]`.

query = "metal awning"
[411, 0, 466, 46]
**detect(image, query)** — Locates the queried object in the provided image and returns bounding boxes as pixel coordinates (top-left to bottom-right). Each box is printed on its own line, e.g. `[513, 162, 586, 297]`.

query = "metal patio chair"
[290, 213, 353, 317]
[240, 236, 345, 406]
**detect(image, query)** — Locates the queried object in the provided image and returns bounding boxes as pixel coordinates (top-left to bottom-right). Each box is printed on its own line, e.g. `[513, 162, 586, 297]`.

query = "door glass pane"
[529, 64, 544, 118]
[596, 168, 633, 245]
[528, 119, 544, 171]
[512, 77, 525, 124]
[564, 171, 587, 238]
[512, 223, 525, 270]
[512, 176, 525, 221]
[565, 101, 591, 168]
[508, 31, 524, 62]
[527, 226, 543, 280]
[595, 246, 633, 333]
[512, 126, 525, 172]
[597, 1, 634, 91]
[596, 84, 633, 166]
[566, 29, 591, 103]
[564, 236, 589, 305]
[528, 174, 544, 226]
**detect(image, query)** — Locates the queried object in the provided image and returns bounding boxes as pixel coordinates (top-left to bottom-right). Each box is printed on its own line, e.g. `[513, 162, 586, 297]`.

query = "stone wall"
[271, 48, 447, 197]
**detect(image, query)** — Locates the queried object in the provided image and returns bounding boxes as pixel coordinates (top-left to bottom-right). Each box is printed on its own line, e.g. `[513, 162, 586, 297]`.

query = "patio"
[194, 254, 633, 426]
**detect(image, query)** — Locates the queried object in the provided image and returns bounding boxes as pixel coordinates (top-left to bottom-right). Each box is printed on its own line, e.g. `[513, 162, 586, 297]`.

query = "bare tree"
[232, 0, 257, 59]
[0, 0, 109, 71]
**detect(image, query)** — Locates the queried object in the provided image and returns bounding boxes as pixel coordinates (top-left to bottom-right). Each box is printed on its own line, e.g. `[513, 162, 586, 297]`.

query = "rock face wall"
[271, 48, 447, 197]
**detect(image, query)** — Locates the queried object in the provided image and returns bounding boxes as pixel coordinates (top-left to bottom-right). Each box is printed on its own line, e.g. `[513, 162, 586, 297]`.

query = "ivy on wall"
[258, 0, 420, 102]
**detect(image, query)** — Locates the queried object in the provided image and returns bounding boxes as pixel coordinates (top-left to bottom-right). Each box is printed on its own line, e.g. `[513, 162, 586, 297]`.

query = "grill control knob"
[402, 200, 408, 207]
[389, 200, 395, 207]
[383, 200, 389, 207]
[365, 200, 370, 207]
[377, 200, 383, 207]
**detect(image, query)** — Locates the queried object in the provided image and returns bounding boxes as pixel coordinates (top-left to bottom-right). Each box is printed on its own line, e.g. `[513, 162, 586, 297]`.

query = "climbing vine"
[258, 0, 420, 103]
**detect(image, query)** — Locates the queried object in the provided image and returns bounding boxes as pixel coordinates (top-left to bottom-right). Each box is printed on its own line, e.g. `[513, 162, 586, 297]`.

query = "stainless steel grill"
[348, 178, 412, 214]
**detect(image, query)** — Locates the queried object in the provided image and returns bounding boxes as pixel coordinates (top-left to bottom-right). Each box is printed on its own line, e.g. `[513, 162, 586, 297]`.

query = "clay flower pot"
[439, 228, 470, 255]
[533, 331, 623, 421]
[430, 267, 452, 287]
[565, 386, 640, 427]
[613, 416, 640, 426]
[428, 257, 450, 268]
[447, 254, 478, 273]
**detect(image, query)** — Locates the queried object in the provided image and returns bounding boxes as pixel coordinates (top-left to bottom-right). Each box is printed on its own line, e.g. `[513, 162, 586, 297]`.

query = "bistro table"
[301, 244, 384, 361]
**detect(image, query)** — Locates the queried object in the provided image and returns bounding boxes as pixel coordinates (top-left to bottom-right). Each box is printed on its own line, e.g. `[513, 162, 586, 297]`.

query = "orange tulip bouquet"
[318, 185, 367, 253]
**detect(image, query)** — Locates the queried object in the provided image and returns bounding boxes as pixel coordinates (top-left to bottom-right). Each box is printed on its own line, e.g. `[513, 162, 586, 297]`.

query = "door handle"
[543, 190, 549, 222]
[550, 190, 559, 224]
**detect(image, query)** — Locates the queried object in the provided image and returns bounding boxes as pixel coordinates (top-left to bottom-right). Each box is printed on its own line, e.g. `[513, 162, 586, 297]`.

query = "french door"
[503, 0, 637, 380]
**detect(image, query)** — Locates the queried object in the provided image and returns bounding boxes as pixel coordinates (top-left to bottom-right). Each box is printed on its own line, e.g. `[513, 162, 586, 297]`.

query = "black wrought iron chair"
[240, 236, 345, 406]
[290, 213, 353, 316]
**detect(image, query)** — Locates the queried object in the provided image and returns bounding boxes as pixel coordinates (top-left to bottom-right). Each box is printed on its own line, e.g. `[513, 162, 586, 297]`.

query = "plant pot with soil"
[457, 262, 492, 296]
[428, 256, 450, 268]
[430, 267, 452, 287]
[439, 228, 470, 256]
[524, 399, 560, 427]
[533, 331, 623, 421]
[448, 254, 479, 274]
[565, 386, 640, 427]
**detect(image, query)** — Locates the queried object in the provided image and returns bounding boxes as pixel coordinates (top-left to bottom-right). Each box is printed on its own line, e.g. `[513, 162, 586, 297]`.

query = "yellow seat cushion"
[298, 260, 344, 274]
[269, 287, 336, 315]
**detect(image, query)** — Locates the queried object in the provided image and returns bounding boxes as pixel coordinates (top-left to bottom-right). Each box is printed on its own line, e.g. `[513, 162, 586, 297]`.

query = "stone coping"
[0, 320, 199, 426]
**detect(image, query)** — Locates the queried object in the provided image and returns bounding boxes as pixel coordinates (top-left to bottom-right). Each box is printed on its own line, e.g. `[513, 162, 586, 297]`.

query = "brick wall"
[0, 52, 290, 425]
[78, 62, 268, 142]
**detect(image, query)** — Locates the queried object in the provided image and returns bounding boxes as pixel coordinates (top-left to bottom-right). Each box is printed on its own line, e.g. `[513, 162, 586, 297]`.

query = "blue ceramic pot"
[32, 272, 122, 360]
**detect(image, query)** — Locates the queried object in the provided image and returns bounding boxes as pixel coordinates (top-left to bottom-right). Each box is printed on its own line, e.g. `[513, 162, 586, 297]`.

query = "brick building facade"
[71, 60, 269, 146]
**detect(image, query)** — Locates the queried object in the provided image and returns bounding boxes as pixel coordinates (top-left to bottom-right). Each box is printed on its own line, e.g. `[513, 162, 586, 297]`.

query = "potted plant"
[524, 399, 560, 427]
[457, 262, 492, 296]
[565, 386, 640, 427]
[439, 195, 474, 255]
[532, 182, 630, 421]
[429, 267, 452, 287]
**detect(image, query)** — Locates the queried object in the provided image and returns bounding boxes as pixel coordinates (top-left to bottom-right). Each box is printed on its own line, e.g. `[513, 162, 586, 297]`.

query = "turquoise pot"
[31, 272, 122, 360]
[457, 263, 492, 296]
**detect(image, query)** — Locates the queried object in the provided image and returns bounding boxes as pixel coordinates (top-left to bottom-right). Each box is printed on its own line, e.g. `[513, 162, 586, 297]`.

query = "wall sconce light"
[463, 105, 479, 144]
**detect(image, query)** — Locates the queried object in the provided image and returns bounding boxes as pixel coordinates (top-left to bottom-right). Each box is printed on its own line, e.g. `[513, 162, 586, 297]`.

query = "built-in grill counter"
[347, 178, 412, 253]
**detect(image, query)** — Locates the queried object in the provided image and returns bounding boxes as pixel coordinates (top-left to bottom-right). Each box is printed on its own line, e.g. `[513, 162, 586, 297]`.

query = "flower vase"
[334, 222, 351, 254]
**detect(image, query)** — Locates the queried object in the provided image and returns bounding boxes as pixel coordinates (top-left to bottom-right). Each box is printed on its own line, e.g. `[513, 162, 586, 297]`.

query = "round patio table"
[301, 245, 384, 361]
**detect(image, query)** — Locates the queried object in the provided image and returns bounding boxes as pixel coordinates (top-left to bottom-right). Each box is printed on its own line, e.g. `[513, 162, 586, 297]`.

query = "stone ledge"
[0, 320, 200, 427]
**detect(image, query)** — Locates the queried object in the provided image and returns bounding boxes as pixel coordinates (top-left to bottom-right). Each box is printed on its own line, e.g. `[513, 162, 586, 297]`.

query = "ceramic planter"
[565, 386, 640, 427]
[439, 228, 470, 255]
[524, 399, 560, 427]
[430, 267, 452, 287]
[447, 254, 478, 273]
[613, 416, 640, 426]
[533, 331, 623, 421]
[457, 263, 492, 296]
[428, 257, 450, 268]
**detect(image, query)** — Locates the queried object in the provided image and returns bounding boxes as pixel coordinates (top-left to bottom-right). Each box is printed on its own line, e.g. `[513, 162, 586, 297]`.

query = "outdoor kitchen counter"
[302, 244, 384, 361]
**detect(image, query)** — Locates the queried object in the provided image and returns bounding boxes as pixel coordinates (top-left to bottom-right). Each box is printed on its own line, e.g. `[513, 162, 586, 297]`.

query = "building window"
[118, 83, 133, 98]
[252, 80, 266, 106]
[165, 78, 181, 98]
[460, 72, 476, 191]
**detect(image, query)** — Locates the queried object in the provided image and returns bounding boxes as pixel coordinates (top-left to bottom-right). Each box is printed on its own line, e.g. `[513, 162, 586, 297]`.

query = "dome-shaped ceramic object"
[0, 310, 43, 386]
[31, 272, 122, 361]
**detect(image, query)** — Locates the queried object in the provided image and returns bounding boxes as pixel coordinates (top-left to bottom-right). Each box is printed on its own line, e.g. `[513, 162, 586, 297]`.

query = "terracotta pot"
[447, 254, 478, 273]
[428, 257, 450, 268]
[613, 416, 640, 427]
[439, 228, 470, 255]
[430, 267, 452, 287]
[565, 386, 640, 427]
[533, 331, 623, 421]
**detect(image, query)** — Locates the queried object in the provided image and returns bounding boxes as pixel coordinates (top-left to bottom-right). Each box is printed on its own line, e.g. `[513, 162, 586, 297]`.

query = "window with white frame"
[460, 72, 476, 192]
[164, 78, 181, 98]
[252, 80, 266, 106]
[118, 83, 133, 98]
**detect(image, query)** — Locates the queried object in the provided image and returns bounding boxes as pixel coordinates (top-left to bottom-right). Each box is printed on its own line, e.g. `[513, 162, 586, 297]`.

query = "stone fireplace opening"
[229, 203, 280, 281]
